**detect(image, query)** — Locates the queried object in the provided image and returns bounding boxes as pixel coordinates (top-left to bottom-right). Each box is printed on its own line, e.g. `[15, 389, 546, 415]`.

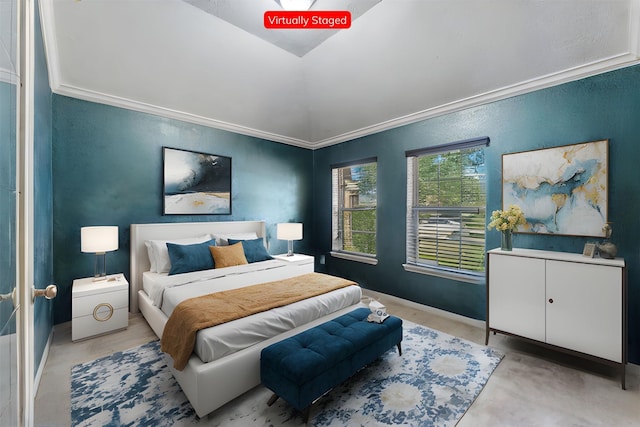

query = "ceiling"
[38, 0, 640, 149]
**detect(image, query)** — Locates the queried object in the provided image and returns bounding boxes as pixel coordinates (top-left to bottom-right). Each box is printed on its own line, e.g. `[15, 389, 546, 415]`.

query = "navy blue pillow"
[228, 238, 273, 263]
[167, 239, 217, 275]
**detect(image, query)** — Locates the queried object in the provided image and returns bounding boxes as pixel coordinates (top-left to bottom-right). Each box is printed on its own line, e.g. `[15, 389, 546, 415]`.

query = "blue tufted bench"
[260, 307, 403, 422]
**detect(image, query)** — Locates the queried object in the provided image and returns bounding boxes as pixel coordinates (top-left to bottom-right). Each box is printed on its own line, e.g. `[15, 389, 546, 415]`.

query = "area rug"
[71, 321, 503, 426]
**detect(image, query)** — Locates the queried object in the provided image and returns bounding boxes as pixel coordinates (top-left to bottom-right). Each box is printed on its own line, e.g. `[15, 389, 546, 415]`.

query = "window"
[331, 159, 377, 263]
[405, 137, 489, 282]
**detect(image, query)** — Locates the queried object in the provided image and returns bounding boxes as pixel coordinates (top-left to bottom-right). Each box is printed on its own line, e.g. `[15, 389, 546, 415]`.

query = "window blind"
[406, 138, 488, 275]
[331, 159, 377, 256]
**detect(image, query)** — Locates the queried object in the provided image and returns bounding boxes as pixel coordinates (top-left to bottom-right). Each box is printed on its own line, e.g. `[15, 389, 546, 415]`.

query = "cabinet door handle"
[548, 298, 554, 304]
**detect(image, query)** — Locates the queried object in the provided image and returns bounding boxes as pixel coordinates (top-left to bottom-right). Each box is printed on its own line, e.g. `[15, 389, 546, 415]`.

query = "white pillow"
[145, 234, 212, 273]
[212, 232, 258, 246]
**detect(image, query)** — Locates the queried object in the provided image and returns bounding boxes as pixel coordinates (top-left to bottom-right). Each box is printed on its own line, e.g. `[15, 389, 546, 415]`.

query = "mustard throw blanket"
[160, 272, 358, 370]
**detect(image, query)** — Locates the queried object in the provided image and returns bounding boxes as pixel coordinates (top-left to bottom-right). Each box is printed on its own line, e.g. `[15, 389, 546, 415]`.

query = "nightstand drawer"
[72, 307, 128, 341]
[72, 288, 128, 318]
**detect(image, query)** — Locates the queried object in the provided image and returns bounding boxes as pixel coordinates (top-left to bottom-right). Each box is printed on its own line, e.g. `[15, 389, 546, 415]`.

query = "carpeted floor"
[71, 320, 503, 426]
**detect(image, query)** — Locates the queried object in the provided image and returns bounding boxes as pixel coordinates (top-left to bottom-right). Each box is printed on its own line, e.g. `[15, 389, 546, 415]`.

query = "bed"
[129, 220, 363, 418]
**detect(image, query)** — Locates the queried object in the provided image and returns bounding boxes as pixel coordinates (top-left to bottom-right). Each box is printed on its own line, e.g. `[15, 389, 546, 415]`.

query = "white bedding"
[195, 285, 360, 362]
[142, 259, 292, 311]
[143, 260, 362, 363]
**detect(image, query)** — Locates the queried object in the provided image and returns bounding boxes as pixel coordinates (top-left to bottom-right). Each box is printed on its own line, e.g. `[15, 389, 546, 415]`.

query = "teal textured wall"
[313, 65, 640, 364]
[52, 97, 313, 324]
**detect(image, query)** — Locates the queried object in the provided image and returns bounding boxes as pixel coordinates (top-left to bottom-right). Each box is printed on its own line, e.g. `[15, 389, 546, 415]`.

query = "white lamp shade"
[277, 223, 303, 241]
[81, 226, 119, 253]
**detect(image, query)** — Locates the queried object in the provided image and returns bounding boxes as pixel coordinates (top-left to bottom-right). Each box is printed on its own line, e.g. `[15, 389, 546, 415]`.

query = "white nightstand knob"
[93, 303, 114, 322]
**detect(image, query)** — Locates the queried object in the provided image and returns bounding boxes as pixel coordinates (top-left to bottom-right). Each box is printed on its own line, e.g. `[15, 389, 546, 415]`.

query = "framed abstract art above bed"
[501, 139, 608, 237]
[163, 147, 232, 215]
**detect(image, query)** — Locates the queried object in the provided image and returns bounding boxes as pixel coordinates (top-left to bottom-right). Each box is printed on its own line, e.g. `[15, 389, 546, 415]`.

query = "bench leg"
[301, 406, 311, 424]
[267, 393, 279, 407]
[397, 342, 402, 356]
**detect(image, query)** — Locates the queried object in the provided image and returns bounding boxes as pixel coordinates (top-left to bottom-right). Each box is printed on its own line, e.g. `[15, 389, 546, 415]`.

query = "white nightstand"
[272, 254, 315, 273]
[72, 273, 129, 341]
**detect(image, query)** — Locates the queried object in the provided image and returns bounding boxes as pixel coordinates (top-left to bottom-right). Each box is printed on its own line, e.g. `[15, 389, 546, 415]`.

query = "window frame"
[404, 137, 489, 283]
[330, 157, 378, 265]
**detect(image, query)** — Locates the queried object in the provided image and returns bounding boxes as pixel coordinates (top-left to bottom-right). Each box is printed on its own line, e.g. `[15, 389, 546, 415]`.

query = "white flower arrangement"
[487, 204, 526, 232]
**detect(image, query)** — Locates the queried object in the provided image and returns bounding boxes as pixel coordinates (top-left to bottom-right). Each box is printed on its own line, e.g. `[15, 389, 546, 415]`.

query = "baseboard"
[362, 289, 485, 329]
[34, 328, 53, 394]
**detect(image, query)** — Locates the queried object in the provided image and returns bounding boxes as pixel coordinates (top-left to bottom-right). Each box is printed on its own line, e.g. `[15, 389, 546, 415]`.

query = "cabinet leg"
[267, 393, 279, 406]
[621, 364, 626, 390]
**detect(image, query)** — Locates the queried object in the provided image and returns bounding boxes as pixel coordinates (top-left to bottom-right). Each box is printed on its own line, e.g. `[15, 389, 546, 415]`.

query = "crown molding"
[40, 0, 639, 151]
[38, 0, 61, 91]
[48, 53, 639, 151]
[308, 53, 640, 149]
[51, 82, 315, 149]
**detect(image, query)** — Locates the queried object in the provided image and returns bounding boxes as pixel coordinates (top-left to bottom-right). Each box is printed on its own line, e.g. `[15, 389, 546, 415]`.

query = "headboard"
[129, 220, 266, 313]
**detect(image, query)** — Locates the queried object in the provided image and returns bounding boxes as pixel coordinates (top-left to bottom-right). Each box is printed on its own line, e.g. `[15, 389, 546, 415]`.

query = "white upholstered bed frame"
[129, 221, 363, 418]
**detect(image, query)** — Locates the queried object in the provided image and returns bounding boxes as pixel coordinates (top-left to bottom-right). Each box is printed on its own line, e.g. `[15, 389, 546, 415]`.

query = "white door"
[2, 0, 50, 425]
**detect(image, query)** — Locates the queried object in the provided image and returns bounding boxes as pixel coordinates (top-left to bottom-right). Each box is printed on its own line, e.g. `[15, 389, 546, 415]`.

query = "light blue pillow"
[167, 239, 217, 275]
[228, 238, 273, 263]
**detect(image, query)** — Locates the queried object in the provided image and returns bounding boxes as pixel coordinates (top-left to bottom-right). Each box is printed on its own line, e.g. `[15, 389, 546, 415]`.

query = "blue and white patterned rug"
[71, 321, 503, 426]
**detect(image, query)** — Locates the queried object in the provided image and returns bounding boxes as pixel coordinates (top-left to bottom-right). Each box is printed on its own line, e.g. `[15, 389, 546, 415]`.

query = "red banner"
[264, 11, 351, 29]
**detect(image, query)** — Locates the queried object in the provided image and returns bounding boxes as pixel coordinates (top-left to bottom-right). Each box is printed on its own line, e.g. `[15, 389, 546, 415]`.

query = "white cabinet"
[487, 248, 626, 388]
[72, 273, 129, 341]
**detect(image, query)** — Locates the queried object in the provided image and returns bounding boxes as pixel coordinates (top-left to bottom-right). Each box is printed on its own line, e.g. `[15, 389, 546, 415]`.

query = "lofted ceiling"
[184, 0, 383, 57]
[38, 0, 640, 149]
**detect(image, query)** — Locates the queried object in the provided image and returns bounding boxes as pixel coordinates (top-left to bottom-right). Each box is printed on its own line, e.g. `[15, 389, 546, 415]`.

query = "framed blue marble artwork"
[163, 147, 232, 215]
[502, 139, 608, 237]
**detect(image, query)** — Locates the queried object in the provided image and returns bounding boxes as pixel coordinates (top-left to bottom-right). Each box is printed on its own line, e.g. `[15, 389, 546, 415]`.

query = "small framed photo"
[582, 242, 596, 258]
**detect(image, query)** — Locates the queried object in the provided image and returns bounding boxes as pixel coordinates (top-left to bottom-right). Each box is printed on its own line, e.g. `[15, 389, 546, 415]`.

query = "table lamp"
[81, 226, 118, 280]
[277, 223, 302, 256]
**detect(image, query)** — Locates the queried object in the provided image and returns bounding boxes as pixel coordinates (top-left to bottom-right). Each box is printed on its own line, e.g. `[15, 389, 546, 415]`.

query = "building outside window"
[405, 138, 489, 282]
[331, 158, 377, 262]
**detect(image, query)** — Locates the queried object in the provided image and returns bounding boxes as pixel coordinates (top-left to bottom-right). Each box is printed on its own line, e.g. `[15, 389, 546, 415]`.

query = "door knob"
[33, 284, 57, 301]
[0, 289, 16, 307]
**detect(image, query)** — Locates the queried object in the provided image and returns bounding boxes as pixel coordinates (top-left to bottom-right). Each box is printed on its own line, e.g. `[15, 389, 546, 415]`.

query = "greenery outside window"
[331, 158, 377, 263]
[405, 138, 489, 282]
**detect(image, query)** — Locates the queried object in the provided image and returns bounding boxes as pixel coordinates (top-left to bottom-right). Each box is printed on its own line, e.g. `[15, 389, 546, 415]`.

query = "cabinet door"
[489, 254, 546, 341]
[546, 260, 622, 362]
